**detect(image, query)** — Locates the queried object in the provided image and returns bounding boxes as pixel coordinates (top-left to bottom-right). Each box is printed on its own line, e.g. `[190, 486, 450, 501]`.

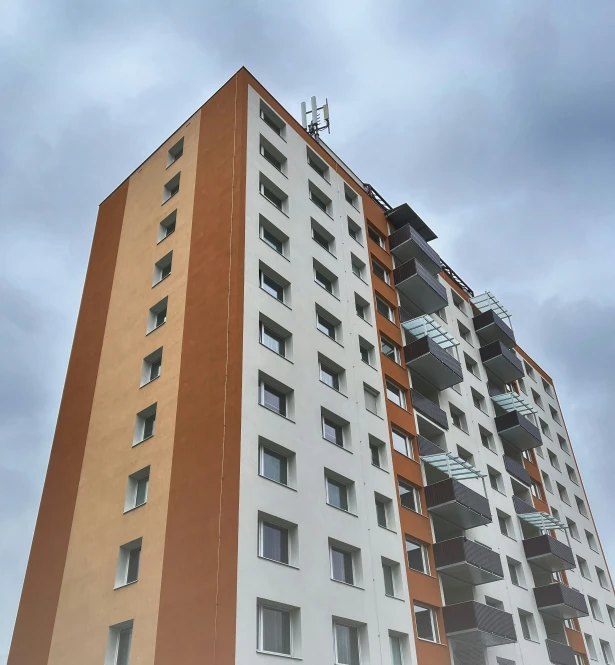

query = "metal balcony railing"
[546, 639, 576, 665]
[443, 601, 517, 647]
[523, 534, 576, 572]
[503, 455, 531, 486]
[410, 389, 449, 429]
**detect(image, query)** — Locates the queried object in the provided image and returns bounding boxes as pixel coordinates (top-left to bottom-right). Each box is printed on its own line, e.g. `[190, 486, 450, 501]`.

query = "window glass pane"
[261, 522, 289, 564]
[317, 314, 335, 338]
[150, 359, 161, 381]
[370, 445, 380, 467]
[372, 261, 388, 282]
[143, 414, 155, 439]
[260, 273, 283, 300]
[376, 500, 387, 527]
[320, 365, 339, 390]
[364, 389, 378, 413]
[315, 269, 333, 292]
[116, 628, 132, 665]
[406, 539, 427, 573]
[376, 298, 392, 319]
[386, 382, 403, 406]
[360, 345, 370, 364]
[327, 478, 348, 511]
[331, 548, 353, 584]
[414, 604, 437, 642]
[381, 338, 398, 361]
[399, 481, 418, 512]
[392, 430, 409, 456]
[155, 308, 167, 327]
[262, 228, 283, 253]
[126, 547, 141, 584]
[334, 623, 360, 665]
[261, 448, 287, 484]
[261, 326, 284, 355]
[135, 477, 149, 506]
[261, 606, 291, 654]
[313, 230, 329, 249]
[383, 564, 395, 595]
[390, 635, 403, 665]
[323, 418, 342, 446]
[262, 384, 286, 416]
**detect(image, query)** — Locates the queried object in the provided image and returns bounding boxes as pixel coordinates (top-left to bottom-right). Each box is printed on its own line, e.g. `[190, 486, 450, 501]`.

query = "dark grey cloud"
[2, 1, 615, 661]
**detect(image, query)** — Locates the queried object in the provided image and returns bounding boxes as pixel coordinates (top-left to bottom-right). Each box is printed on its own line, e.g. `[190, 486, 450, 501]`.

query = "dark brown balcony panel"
[523, 535, 576, 572]
[404, 337, 463, 390]
[393, 258, 448, 315]
[495, 411, 542, 451]
[417, 435, 445, 457]
[473, 309, 516, 348]
[443, 601, 517, 647]
[425, 478, 492, 529]
[480, 341, 525, 384]
[388, 224, 441, 274]
[546, 639, 576, 665]
[434, 537, 504, 585]
[411, 389, 449, 430]
[512, 495, 537, 515]
[534, 583, 589, 620]
[503, 455, 531, 486]
[385, 203, 437, 241]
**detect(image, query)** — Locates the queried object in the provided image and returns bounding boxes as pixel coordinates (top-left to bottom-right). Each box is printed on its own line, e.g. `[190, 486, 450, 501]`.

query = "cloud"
[2, 0, 615, 661]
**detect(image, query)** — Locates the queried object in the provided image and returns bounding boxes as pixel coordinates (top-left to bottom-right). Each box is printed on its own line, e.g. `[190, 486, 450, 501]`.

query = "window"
[383, 561, 396, 596]
[390, 635, 404, 665]
[351, 254, 365, 279]
[259, 518, 289, 564]
[158, 209, 176, 241]
[585, 634, 598, 661]
[308, 181, 331, 215]
[524, 362, 536, 381]
[542, 377, 555, 397]
[542, 471, 553, 493]
[375, 296, 395, 322]
[532, 389, 544, 411]
[257, 604, 292, 656]
[485, 597, 505, 610]
[167, 137, 183, 166]
[355, 293, 370, 321]
[141, 348, 162, 386]
[314, 261, 337, 295]
[414, 603, 439, 642]
[530, 480, 544, 501]
[451, 291, 466, 314]
[312, 219, 335, 254]
[147, 297, 168, 333]
[548, 450, 561, 471]
[331, 545, 354, 585]
[260, 322, 286, 357]
[368, 225, 385, 248]
[489, 467, 505, 494]
[558, 434, 570, 454]
[153, 251, 172, 285]
[134, 404, 156, 444]
[589, 597, 603, 622]
[607, 605, 615, 628]
[498, 510, 514, 538]
[316, 308, 339, 340]
[322, 414, 344, 447]
[399, 479, 420, 513]
[578, 556, 591, 579]
[260, 136, 286, 172]
[259, 444, 289, 486]
[260, 174, 287, 212]
[333, 622, 360, 665]
[386, 380, 406, 408]
[434, 307, 448, 323]
[567, 518, 580, 541]
[472, 389, 488, 413]
[586, 530, 599, 552]
[375, 497, 388, 528]
[392, 428, 412, 458]
[115, 538, 142, 588]
[540, 417, 551, 439]
[320, 361, 341, 391]
[371, 258, 390, 283]
[381, 335, 400, 363]
[601, 640, 614, 665]
[597, 567, 610, 590]
[348, 218, 362, 244]
[550, 404, 562, 424]
[479, 426, 496, 452]
[363, 384, 380, 415]
[162, 173, 180, 203]
[259, 380, 287, 417]
[326, 476, 349, 511]
[557, 482, 570, 505]
[508, 558, 525, 587]
[406, 538, 429, 574]
[518, 377, 528, 394]
[306, 147, 329, 180]
[518, 609, 538, 641]
[259, 269, 285, 302]
[575, 496, 588, 518]
[465, 353, 480, 378]
[344, 184, 359, 208]
[260, 101, 285, 136]
[359, 338, 373, 366]
[260, 220, 287, 255]
[124, 467, 150, 512]
[107, 621, 133, 665]
[458, 321, 472, 345]
[450, 404, 468, 433]
[370, 438, 384, 468]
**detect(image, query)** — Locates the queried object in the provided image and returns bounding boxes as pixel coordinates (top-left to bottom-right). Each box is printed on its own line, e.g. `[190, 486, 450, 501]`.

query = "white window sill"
[259, 286, 292, 310]
[384, 593, 405, 602]
[161, 191, 179, 206]
[146, 321, 166, 336]
[114, 580, 138, 590]
[258, 473, 297, 492]
[260, 193, 289, 217]
[140, 375, 161, 389]
[330, 578, 364, 590]
[123, 503, 147, 515]
[314, 281, 340, 300]
[256, 650, 301, 660]
[152, 273, 171, 288]
[319, 380, 347, 397]
[310, 200, 334, 220]
[132, 434, 154, 448]
[326, 503, 358, 518]
[258, 403, 295, 423]
[259, 342, 293, 364]
[378, 524, 397, 534]
[157, 229, 175, 244]
[260, 238, 291, 262]
[257, 554, 299, 570]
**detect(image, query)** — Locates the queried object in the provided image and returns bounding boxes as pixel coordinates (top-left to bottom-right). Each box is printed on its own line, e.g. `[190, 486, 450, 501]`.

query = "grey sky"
[2, 1, 615, 661]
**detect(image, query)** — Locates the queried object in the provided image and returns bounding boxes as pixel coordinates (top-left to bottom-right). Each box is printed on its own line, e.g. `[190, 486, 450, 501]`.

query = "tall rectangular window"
[375, 498, 388, 528]
[260, 520, 289, 564]
[392, 429, 412, 457]
[399, 480, 420, 513]
[115, 539, 142, 588]
[107, 622, 133, 665]
[322, 416, 343, 446]
[260, 446, 288, 485]
[258, 604, 291, 656]
[326, 477, 349, 511]
[382, 562, 395, 596]
[259, 381, 286, 416]
[260, 271, 284, 301]
[134, 404, 157, 445]
[406, 538, 429, 574]
[125, 467, 150, 512]
[260, 323, 285, 356]
[333, 622, 360, 665]
[414, 603, 439, 642]
[390, 635, 404, 665]
[330, 546, 354, 585]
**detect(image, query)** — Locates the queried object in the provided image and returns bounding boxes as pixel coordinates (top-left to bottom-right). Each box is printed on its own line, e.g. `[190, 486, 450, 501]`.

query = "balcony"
[473, 309, 516, 349]
[523, 534, 576, 572]
[388, 224, 441, 275]
[425, 478, 492, 529]
[512, 495, 537, 515]
[417, 435, 445, 457]
[503, 455, 531, 486]
[404, 337, 463, 390]
[443, 601, 517, 647]
[393, 259, 448, 315]
[546, 639, 576, 665]
[495, 411, 542, 451]
[480, 341, 524, 384]
[534, 583, 589, 620]
[385, 203, 437, 241]
[410, 389, 449, 429]
[434, 537, 504, 585]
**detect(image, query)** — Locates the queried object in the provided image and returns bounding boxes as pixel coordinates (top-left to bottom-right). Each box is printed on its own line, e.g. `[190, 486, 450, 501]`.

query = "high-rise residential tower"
[8, 68, 615, 665]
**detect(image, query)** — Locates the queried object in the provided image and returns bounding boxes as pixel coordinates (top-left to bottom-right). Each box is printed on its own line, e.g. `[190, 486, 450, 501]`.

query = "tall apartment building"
[8, 68, 615, 665]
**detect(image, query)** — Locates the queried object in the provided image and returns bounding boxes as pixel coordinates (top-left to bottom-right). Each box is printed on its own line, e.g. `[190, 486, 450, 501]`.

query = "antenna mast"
[301, 96, 330, 140]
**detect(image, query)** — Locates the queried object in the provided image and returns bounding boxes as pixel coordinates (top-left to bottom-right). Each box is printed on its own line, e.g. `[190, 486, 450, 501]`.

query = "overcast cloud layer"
[2, 1, 615, 661]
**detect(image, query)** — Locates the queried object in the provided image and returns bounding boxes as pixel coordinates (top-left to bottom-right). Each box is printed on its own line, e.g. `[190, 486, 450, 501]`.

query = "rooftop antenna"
[301, 96, 330, 140]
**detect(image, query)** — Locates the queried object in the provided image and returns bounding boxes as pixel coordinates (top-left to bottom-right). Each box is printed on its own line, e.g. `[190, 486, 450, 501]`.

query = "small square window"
[451, 291, 466, 314]
[376, 296, 395, 322]
[330, 544, 355, 585]
[578, 556, 591, 579]
[344, 184, 359, 208]
[323, 416, 344, 447]
[115, 538, 142, 588]
[458, 322, 472, 345]
[316, 309, 338, 340]
[134, 403, 157, 445]
[488, 467, 505, 494]
[259, 217, 288, 256]
[260, 101, 285, 137]
[367, 225, 385, 248]
[314, 260, 337, 296]
[586, 530, 599, 551]
[153, 251, 173, 286]
[566, 464, 579, 485]
[414, 603, 439, 643]
[162, 173, 180, 203]
[601, 640, 614, 665]
[259, 379, 288, 417]
[359, 337, 373, 366]
[348, 218, 362, 244]
[147, 297, 168, 333]
[507, 558, 525, 587]
[479, 426, 496, 452]
[589, 596, 603, 622]
[309, 181, 332, 215]
[575, 496, 588, 518]
[381, 335, 400, 363]
[124, 467, 150, 512]
[464, 353, 480, 378]
[158, 209, 177, 241]
[498, 510, 514, 538]
[260, 445, 289, 486]
[518, 609, 538, 641]
[260, 174, 288, 212]
[257, 603, 293, 656]
[597, 567, 610, 590]
[259, 269, 285, 302]
[557, 482, 570, 505]
[312, 219, 334, 254]
[260, 322, 286, 357]
[449, 404, 468, 433]
[471, 388, 488, 413]
[375, 495, 391, 527]
[567, 518, 580, 540]
[392, 428, 413, 458]
[167, 137, 184, 166]
[386, 380, 406, 408]
[398, 479, 421, 513]
[326, 475, 350, 512]
[351, 253, 365, 279]
[141, 347, 162, 386]
[320, 361, 341, 392]
[370, 437, 385, 468]
[372, 258, 390, 284]
[524, 362, 536, 381]
[333, 621, 361, 665]
[355, 293, 371, 321]
[542, 377, 555, 397]
[306, 147, 329, 180]
[558, 434, 570, 454]
[406, 538, 430, 574]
